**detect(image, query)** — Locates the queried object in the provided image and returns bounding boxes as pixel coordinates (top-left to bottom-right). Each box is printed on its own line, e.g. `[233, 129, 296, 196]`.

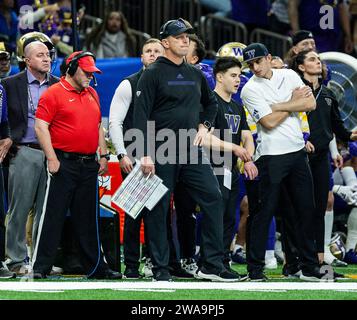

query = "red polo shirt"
[36, 77, 101, 154]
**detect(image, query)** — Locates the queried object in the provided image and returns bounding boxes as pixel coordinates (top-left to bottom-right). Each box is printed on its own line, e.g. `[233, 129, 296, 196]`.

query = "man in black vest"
[109, 38, 164, 278]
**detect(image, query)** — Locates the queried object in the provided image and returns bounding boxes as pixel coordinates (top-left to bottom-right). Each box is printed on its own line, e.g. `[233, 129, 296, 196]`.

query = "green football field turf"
[1, 264, 357, 300]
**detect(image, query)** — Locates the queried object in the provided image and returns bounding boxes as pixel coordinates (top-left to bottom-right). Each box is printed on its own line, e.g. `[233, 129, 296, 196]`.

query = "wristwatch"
[203, 120, 212, 130]
[100, 153, 110, 161]
[117, 153, 126, 161]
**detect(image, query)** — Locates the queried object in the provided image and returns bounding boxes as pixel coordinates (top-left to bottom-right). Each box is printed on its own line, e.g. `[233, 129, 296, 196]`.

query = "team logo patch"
[136, 91, 141, 97]
[325, 98, 332, 106]
[245, 49, 256, 60]
[252, 109, 260, 121]
[225, 114, 241, 134]
[174, 20, 185, 28]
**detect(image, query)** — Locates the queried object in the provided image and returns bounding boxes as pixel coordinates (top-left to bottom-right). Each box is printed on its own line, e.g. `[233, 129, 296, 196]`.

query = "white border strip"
[1, 281, 357, 292]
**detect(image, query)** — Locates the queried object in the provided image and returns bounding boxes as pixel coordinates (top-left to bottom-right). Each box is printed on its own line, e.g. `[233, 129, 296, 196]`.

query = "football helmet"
[329, 233, 346, 260]
[216, 42, 246, 62]
[17, 31, 55, 63]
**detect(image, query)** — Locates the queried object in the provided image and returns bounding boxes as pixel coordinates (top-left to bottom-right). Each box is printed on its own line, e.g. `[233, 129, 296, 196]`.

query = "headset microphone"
[92, 75, 97, 87]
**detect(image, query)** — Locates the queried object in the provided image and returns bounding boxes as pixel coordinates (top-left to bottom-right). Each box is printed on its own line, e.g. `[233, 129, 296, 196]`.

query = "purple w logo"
[225, 114, 241, 134]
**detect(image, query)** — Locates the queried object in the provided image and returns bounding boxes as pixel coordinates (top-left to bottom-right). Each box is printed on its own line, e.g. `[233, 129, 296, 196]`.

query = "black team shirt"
[133, 56, 218, 157]
[210, 91, 249, 169]
[303, 78, 351, 152]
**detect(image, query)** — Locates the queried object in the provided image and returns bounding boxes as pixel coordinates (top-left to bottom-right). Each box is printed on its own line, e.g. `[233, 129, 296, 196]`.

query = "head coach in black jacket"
[1, 35, 58, 275]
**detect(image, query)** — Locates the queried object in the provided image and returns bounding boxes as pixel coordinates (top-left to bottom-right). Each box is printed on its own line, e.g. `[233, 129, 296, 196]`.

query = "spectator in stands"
[19, 1, 81, 57]
[288, 0, 354, 53]
[19, 1, 60, 33]
[199, 0, 232, 17]
[0, 0, 18, 54]
[268, 0, 291, 36]
[85, 10, 136, 58]
[0, 41, 11, 79]
[231, 0, 270, 37]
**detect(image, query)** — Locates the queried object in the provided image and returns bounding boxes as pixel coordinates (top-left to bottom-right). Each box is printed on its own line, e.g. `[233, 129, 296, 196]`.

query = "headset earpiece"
[66, 51, 96, 76]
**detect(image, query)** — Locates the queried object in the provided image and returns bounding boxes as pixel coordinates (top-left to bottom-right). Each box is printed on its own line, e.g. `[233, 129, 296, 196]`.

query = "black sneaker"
[333, 271, 345, 279]
[282, 264, 302, 278]
[300, 269, 335, 282]
[223, 264, 247, 279]
[88, 269, 122, 280]
[246, 270, 268, 282]
[169, 267, 194, 279]
[197, 267, 240, 282]
[123, 267, 141, 279]
[153, 269, 172, 281]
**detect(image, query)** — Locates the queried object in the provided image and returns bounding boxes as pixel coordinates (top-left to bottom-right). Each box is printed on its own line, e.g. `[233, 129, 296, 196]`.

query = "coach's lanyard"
[315, 85, 322, 101]
[27, 85, 37, 115]
[307, 86, 322, 115]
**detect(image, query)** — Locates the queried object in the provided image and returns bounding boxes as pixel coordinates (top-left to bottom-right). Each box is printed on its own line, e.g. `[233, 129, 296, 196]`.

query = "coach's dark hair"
[188, 34, 206, 64]
[213, 56, 242, 78]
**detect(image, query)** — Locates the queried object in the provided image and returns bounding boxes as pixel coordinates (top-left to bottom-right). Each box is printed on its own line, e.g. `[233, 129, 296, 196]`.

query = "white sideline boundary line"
[1, 281, 357, 292]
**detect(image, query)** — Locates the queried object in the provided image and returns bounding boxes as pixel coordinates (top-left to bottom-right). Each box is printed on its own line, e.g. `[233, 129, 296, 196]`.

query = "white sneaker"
[274, 238, 285, 264]
[265, 257, 278, 269]
[181, 258, 198, 276]
[50, 266, 63, 275]
[142, 258, 153, 278]
[6, 260, 32, 275]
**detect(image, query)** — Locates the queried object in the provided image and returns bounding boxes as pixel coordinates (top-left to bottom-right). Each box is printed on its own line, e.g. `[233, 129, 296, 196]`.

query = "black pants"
[32, 153, 108, 276]
[145, 159, 223, 274]
[123, 212, 149, 270]
[215, 167, 240, 266]
[122, 168, 150, 270]
[309, 151, 330, 252]
[246, 149, 319, 274]
[0, 166, 5, 262]
[174, 181, 197, 259]
[281, 150, 331, 265]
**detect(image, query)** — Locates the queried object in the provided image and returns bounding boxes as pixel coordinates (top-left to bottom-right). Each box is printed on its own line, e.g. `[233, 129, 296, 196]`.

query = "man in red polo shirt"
[31, 51, 122, 279]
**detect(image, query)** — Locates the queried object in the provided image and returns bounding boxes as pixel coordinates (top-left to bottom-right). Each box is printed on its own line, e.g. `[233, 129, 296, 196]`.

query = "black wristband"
[100, 153, 110, 161]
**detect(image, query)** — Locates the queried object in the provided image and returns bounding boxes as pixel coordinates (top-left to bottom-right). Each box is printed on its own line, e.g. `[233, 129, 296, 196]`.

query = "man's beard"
[107, 27, 120, 34]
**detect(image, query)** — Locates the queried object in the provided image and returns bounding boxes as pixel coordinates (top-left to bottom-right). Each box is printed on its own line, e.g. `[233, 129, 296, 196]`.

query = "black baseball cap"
[159, 18, 194, 40]
[242, 43, 269, 63]
[292, 30, 314, 46]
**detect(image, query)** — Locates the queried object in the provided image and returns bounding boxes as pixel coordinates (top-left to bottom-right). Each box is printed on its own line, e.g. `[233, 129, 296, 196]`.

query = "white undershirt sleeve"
[109, 79, 132, 155]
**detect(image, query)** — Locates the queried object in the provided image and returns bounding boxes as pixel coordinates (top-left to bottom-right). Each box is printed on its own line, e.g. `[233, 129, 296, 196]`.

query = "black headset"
[66, 51, 96, 76]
